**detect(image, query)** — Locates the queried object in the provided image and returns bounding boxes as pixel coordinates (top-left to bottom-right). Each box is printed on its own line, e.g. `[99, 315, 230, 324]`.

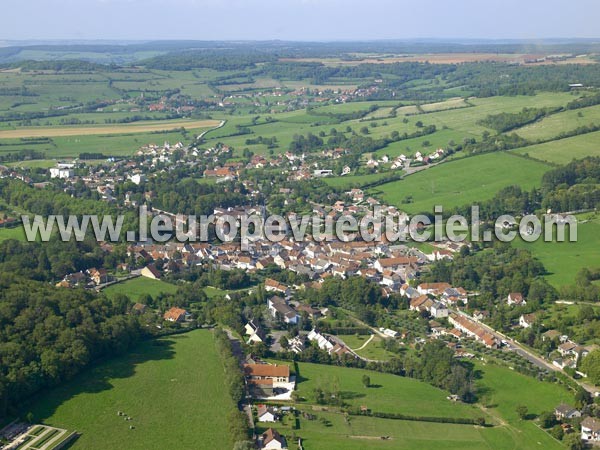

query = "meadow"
[0, 225, 26, 242]
[371, 152, 552, 214]
[513, 104, 600, 141]
[266, 360, 571, 450]
[23, 330, 235, 450]
[512, 130, 600, 164]
[513, 214, 600, 287]
[102, 276, 179, 300]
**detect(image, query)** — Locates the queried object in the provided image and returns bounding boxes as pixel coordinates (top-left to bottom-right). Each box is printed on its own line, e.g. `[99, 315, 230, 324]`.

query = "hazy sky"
[1, 0, 599, 41]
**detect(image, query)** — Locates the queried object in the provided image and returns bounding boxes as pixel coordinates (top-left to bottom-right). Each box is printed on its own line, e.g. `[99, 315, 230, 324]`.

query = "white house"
[49, 167, 74, 179]
[518, 313, 537, 329]
[307, 329, 334, 352]
[262, 428, 287, 449]
[582, 417, 600, 442]
[267, 296, 299, 324]
[257, 405, 278, 423]
[430, 302, 449, 319]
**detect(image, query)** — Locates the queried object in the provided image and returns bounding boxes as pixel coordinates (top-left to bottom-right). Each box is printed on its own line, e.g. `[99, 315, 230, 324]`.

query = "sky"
[1, 0, 599, 42]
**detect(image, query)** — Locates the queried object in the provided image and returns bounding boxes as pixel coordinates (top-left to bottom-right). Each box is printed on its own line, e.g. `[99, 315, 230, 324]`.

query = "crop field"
[0, 119, 220, 139]
[512, 130, 600, 164]
[102, 277, 179, 300]
[24, 330, 235, 450]
[371, 152, 552, 214]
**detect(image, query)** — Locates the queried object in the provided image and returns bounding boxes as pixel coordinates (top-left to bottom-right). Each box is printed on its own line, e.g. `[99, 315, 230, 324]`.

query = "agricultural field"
[512, 130, 600, 164]
[0, 119, 220, 139]
[371, 152, 552, 214]
[23, 330, 235, 450]
[102, 276, 179, 300]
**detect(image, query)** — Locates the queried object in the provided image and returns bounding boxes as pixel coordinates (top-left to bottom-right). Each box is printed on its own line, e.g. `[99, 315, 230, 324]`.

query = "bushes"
[348, 407, 484, 426]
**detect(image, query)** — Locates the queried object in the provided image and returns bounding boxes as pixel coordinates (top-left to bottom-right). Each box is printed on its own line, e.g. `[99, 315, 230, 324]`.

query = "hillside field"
[23, 330, 235, 450]
[371, 152, 552, 214]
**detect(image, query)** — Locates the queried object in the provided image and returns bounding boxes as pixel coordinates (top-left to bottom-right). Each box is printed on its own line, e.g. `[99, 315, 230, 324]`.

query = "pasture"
[266, 360, 569, 450]
[24, 330, 235, 450]
[512, 130, 600, 164]
[371, 152, 552, 214]
[513, 214, 600, 286]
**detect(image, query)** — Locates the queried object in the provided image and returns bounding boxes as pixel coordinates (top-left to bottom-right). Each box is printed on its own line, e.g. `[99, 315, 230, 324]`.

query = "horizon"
[1, 0, 599, 41]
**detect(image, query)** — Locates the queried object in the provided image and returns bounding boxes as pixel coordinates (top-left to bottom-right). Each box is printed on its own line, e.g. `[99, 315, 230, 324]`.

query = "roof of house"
[163, 307, 187, 321]
[262, 428, 285, 446]
[555, 404, 578, 415]
[244, 363, 290, 378]
[582, 416, 600, 433]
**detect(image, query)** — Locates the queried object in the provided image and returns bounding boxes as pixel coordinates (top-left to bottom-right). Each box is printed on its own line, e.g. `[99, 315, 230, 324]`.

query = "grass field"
[268, 360, 570, 450]
[336, 334, 397, 361]
[293, 361, 480, 419]
[24, 330, 235, 450]
[512, 130, 600, 164]
[372, 153, 552, 214]
[0, 225, 26, 242]
[0, 119, 220, 139]
[514, 104, 600, 141]
[103, 277, 178, 300]
[513, 214, 600, 287]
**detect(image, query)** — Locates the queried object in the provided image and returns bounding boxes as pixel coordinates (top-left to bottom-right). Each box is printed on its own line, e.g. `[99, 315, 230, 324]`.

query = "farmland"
[23, 330, 235, 450]
[371, 152, 552, 214]
[513, 214, 600, 287]
[0, 119, 220, 139]
[512, 130, 600, 164]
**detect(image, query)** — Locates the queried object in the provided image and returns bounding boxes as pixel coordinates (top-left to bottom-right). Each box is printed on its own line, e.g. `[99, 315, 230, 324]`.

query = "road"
[453, 309, 600, 395]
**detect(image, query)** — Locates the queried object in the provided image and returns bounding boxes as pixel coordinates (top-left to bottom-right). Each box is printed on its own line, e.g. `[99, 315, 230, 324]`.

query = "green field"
[512, 130, 600, 164]
[336, 334, 397, 361]
[372, 152, 552, 214]
[0, 225, 26, 242]
[103, 276, 178, 299]
[514, 104, 600, 141]
[268, 360, 570, 450]
[513, 214, 600, 287]
[294, 361, 481, 419]
[25, 330, 235, 450]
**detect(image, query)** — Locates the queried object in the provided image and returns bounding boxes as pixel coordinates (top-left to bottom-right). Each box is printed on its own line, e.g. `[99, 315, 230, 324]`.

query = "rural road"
[453, 309, 600, 395]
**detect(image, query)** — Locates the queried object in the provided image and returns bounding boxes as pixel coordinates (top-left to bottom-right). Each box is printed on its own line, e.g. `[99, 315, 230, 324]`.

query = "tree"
[539, 410, 557, 428]
[516, 405, 528, 420]
[362, 374, 371, 388]
[279, 335, 289, 350]
[563, 433, 585, 450]
[581, 349, 600, 385]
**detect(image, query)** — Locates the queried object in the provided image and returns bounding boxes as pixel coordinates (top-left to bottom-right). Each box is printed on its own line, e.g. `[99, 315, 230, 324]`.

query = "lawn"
[24, 330, 236, 450]
[103, 276, 178, 300]
[512, 130, 600, 164]
[372, 152, 552, 214]
[335, 334, 397, 361]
